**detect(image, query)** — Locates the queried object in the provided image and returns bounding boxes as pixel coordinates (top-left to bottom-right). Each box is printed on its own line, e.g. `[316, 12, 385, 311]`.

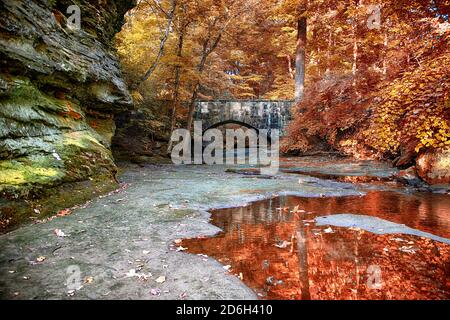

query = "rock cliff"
[0, 0, 135, 230]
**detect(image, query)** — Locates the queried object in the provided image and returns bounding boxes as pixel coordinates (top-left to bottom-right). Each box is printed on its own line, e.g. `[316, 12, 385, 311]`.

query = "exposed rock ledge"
[416, 149, 450, 185]
[0, 0, 136, 230]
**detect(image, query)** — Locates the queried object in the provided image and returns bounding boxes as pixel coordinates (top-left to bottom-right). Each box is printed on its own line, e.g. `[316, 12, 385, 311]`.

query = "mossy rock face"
[86, 116, 116, 148]
[0, 0, 136, 231]
[0, 79, 117, 200]
[0, 128, 118, 231]
[0, 176, 117, 231]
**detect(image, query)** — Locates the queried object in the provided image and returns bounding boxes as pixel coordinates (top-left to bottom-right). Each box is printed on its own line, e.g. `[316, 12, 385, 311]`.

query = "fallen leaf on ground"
[84, 276, 94, 284]
[36, 256, 46, 262]
[126, 269, 152, 280]
[54, 229, 66, 237]
[150, 288, 161, 296]
[223, 265, 232, 271]
[155, 276, 166, 283]
[126, 269, 137, 277]
[57, 209, 72, 217]
[179, 292, 187, 299]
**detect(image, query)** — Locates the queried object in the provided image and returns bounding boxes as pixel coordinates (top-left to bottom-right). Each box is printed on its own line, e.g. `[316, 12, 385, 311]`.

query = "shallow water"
[1, 156, 448, 300]
[181, 191, 450, 300]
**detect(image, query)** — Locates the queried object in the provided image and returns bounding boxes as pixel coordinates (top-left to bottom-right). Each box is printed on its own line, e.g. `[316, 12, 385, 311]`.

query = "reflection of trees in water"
[182, 192, 450, 300]
[295, 216, 311, 299]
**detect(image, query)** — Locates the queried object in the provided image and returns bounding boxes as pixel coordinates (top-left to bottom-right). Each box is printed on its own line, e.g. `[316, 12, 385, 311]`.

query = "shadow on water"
[181, 191, 450, 300]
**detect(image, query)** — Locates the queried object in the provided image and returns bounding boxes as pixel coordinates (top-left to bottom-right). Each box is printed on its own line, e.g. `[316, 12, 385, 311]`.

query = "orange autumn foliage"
[284, 1, 450, 161]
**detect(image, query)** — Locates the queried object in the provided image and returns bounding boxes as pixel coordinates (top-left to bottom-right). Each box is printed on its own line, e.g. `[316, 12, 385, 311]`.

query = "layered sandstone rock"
[0, 0, 135, 230]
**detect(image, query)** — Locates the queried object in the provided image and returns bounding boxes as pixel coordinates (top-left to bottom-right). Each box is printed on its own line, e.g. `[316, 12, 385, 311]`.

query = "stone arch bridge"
[194, 100, 294, 136]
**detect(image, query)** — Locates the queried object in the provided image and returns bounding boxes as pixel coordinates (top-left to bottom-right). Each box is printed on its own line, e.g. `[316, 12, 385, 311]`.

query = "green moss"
[48, 0, 57, 9]
[0, 129, 115, 197]
[0, 77, 86, 138]
[0, 76, 119, 231]
[7, 77, 68, 113]
[62, 130, 103, 149]
[0, 160, 62, 186]
[1, 175, 118, 232]
[0, 128, 118, 231]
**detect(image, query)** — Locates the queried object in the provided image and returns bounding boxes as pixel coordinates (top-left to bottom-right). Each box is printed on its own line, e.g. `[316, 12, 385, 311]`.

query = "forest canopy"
[115, 0, 450, 161]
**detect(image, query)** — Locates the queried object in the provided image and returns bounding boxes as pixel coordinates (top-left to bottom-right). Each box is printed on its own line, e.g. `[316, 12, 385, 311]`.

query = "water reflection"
[181, 191, 450, 300]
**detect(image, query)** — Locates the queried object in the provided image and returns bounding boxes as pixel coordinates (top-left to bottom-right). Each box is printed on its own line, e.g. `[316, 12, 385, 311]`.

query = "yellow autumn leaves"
[416, 116, 450, 152]
[365, 53, 450, 155]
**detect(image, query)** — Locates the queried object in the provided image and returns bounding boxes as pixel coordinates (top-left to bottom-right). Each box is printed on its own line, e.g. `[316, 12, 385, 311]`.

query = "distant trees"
[118, 0, 253, 129]
[116, 0, 449, 160]
[116, 0, 301, 131]
[283, 0, 449, 161]
[133, 0, 178, 90]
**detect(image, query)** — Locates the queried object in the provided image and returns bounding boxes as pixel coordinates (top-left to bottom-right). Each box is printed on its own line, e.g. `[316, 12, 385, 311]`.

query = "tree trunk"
[185, 32, 223, 131]
[326, 28, 333, 75]
[167, 30, 185, 153]
[382, 18, 389, 78]
[352, 0, 359, 96]
[352, 36, 358, 86]
[287, 55, 295, 79]
[186, 84, 200, 133]
[133, 0, 177, 90]
[295, 16, 307, 103]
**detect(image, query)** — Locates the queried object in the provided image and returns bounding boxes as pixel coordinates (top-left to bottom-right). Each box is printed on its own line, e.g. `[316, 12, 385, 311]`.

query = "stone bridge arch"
[194, 100, 293, 136]
[202, 119, 275, 145]
[202, 119, 260, 134]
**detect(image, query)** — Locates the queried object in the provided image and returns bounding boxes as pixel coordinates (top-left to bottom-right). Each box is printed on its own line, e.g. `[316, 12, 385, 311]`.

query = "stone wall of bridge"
[194, 100, 294, 135]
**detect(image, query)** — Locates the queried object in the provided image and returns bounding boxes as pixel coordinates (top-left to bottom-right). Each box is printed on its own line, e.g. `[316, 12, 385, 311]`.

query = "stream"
[181, 192, 449, 299]
[0, 155, 448, 299]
